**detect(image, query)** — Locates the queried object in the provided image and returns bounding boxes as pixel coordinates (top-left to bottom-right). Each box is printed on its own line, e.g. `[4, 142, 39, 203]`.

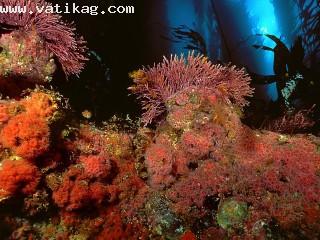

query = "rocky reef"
[0, 1, 320, 239]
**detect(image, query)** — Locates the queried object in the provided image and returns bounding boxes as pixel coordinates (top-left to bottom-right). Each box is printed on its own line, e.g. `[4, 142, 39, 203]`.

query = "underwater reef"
[1, 1, 320, 240]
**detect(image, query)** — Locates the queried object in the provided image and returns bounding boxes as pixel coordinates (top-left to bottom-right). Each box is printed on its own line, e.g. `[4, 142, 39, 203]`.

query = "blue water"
[165, 0, 303, 101]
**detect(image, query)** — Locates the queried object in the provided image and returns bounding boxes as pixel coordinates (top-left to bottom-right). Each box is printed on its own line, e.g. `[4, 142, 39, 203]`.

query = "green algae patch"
[217, 199, 248, 230]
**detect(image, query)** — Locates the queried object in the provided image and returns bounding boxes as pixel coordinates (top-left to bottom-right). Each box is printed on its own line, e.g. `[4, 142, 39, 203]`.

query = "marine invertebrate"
[96, 208, 148, 240]
[1, 29, 320, 239]
[129, 52, 253, 124]
[0, 0, 87, 76]
[21, 90, 60, 120]
[167, 161, 227, 214]
[106, 132, 134, 159]
[180, 130, 212, 158]
[79, 155, 113, 179]
[141, 87, 239, 190]
[131, 79, 320, 238]
[145, 143, 175, 189]
[0, 103, 10, 124]
[0, 90, 62, 163]
[180, 230, 197, 240]
[0, 159, 40, 199]
[0, 112, 50, 160]
[52, 166, 110, 211]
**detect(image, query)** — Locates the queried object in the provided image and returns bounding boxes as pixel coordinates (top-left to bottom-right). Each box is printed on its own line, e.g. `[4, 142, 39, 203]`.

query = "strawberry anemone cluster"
[0, 90, 61, 201]
[39, 124, 149, 239]
[119, 85, 320, 239]
[125, 54, 320, 239]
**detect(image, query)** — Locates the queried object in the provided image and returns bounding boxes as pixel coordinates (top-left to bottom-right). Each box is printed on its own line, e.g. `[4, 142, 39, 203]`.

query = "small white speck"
[29, 11, 33, 14]
[101, 11, 105, 14]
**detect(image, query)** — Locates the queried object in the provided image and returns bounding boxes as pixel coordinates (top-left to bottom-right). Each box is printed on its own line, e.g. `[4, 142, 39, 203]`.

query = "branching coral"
[129, 52, 253, 124]
[0, 0, 87, 76]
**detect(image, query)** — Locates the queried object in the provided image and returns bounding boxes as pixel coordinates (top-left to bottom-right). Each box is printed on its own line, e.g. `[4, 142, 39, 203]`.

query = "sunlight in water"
[165, 0, 302, 100]
[166, 0, 196, 54]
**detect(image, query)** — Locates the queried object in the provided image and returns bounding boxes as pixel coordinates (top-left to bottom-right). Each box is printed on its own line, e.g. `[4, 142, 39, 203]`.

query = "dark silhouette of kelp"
[163, 25, 207, 56]
[295, 0, 320, 65]
[251, 34, 306, 105]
